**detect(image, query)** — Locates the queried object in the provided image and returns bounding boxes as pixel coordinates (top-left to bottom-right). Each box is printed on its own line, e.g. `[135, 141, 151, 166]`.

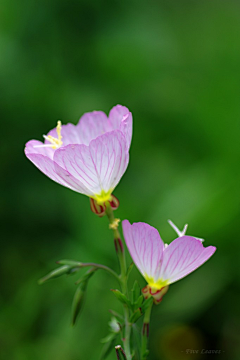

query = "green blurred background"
[1, 0, 240, 359]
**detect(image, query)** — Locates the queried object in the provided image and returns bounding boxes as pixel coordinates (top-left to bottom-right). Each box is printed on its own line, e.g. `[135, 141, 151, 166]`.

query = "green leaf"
[129, 308, 143, 323]
[109, 309, 124, 322]
[132, 324, 141, 360]
[99, 336, 117, 360]
[101, 332, 116, 344]
[131, 281, 141, 304]
[38, 265, 71, 284]
[133, 295, 144, 311]
[111, 289, 131, 307]
[126, 262, 134, 279]
[140, 297, 153, 313]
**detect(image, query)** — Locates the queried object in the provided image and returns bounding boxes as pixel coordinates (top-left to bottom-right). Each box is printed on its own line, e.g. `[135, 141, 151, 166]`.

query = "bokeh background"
[1, 0, 240, 359]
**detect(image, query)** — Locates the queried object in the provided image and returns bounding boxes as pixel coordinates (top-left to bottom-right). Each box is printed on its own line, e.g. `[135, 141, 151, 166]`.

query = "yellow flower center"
[43, 120, 63, 149]
[145, 275, 169, 291]
[92, 189, 113, 204]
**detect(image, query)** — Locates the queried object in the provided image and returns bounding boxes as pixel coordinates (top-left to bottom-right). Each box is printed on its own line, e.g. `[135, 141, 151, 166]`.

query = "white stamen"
[33, 144, 55, 148]
[32, 121, 63, 150]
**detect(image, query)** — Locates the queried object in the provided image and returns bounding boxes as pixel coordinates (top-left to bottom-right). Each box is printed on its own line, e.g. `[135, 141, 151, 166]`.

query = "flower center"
[145, 275, 169, 291]
[93, 189, 113, 204]
[34, 121, 63, 149]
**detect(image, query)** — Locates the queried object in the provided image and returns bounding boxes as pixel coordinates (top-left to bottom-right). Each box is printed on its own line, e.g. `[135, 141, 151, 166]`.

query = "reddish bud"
[90, 198, 106, 217]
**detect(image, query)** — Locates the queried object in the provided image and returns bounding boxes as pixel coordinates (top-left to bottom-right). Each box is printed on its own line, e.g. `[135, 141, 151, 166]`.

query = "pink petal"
[46, 123, 81, 146]
[25, 140, 55, 159]
[109, 105, 133, 150]
[25, 152, 87, 193]
[160, 236, 216, 284]
[89, 130, 129, 193]
[53, 130, 129, 196]
[76, 111, 111, 145]
[122, 220, 165, 281]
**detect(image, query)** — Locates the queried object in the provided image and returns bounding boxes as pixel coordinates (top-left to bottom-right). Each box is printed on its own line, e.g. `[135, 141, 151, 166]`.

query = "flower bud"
[38, 265, 71, 284]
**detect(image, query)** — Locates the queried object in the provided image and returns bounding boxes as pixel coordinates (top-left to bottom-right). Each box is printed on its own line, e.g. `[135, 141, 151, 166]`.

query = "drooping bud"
[72, 267, 96, 325]
[142, 285, 169, 305]
[90, 198, 106, 217]
[38, 265, 71, 284]
[72, 281, 87, 325]
[109, 195, 119, 210]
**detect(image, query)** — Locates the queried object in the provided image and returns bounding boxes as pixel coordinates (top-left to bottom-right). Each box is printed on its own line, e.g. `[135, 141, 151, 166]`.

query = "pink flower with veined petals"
[122, 220, 216, 303]
[25, 105, 132, 207]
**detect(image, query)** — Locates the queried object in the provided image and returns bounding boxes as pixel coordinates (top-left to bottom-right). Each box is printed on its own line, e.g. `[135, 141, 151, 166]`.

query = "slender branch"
[56, 259, 120, 284]
[78, 262, 120, 284]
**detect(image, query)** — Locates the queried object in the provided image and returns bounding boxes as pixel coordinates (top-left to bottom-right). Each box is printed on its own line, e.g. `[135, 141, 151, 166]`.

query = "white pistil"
[168, 220, 204, 242]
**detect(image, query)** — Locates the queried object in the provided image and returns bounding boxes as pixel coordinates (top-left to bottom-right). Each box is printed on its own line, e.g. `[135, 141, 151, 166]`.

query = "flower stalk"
[141, 301, 153, 360]
[105, 203, 132, 360]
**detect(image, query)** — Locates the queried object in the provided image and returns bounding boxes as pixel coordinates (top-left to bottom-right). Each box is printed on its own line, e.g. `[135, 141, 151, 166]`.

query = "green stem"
[105, 204, 132, 360]
[57, 259, 120, 284]
[141, 302, 153, 360]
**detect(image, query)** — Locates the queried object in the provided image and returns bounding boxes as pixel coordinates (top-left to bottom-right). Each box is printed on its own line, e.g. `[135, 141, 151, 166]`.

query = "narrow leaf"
[132, 324, 141, 360]
[109, 309, 124, 322]
[101, 333, 116, 344]
[131, 281, 141, 304]
[133, 295, 144, 311]
[141, 297, 153, 313]
[126, 262, 134, 279]
[129, 308, 143, 323]
[99, 336, 117, 360]
[111, 289, 131, 307]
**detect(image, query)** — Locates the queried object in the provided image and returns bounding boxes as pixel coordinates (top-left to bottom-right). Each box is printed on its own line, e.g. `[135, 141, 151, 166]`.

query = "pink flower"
[122, 220, 216, 303]
[25, 105, 132, 207]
